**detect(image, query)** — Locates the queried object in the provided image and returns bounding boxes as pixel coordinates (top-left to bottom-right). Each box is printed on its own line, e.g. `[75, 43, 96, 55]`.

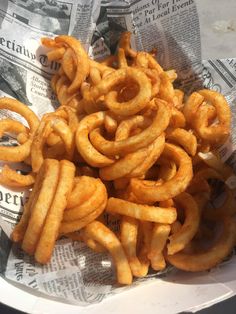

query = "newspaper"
[0, 0, 236, 306]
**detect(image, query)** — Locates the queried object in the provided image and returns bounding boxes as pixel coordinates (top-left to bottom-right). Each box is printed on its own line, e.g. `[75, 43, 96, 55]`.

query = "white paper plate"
[1, 261, 236, 314]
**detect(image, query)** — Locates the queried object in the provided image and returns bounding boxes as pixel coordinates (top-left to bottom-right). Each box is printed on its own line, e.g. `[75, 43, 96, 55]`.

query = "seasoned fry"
[159, 71, 178, 107]
[55, 35, 90, 93]
[35, 160, 75, 263]
[21, 159, 60, 255]
[83, 221, 133, 285]
[47, 47, 66, 61]
[166, 128, 197, 156]
[90, 100, 171, 156]
[184, 90, 231, 145]
[169, 106, 186, 128]
[138, 221, 153, 266]
[67, 176, 97, 208]
[89, 67, 152, 116]
[0, 165, 35, 187]
[59, 198, 107, 234]
[75, 111, 115, 167]
[198, 151, 233, 180]
[61, 48, 76, 81]
[106, 197, 177, 224]
[63, 178, 107, 221]
[127, 133, 165, 178]
[118, 31, 137, 58]
[167, 193, 200, 255]
[195, 90, 231, 144]
[148, 223, 171, 270]
[0, 98, 39, 162]
[170, 220, 182, 234]
[166, 217, 236, 272]
[50, 118, 74, 157]
[0, 118, 29, 137]
[80, 230, 107, 253]
[99, 134, 165, 180]
[31, 121, 52, 172]
[11, 163, 45, 242]
[121, 216, 149, 277]
[130, 143, 193, 203]
[158, 159, 177, 181]
[104, 112, 118, 134]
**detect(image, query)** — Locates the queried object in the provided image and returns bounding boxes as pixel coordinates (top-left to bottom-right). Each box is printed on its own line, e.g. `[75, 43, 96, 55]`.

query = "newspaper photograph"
[0, 0, 236, 307]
